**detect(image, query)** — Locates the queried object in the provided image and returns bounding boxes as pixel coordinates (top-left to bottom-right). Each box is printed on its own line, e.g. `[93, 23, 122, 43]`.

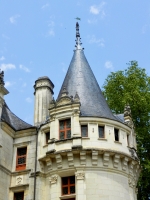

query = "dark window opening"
[16, 147, 27, 171]
[62, 176, 75, 196]
[59, 119, 71, 139]
[45, 132, 50, 144]
[81, 125, 88, 137]
[14, 192, 24, 200]
[98, 126, 104, 138]
[114, 128, 119, 141]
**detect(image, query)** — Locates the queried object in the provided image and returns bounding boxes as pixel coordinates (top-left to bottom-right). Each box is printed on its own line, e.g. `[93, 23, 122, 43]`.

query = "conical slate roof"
[57, 23, 117, 121]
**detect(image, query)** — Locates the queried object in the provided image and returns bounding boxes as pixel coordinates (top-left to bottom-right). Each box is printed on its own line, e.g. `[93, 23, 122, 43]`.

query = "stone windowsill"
[60, 194, 76, 199]
[9, 184, 29, 190]
[82, 137, 90, 139]
[98, 138, 107, 141]
[114, 141, 122, 144]
[11, 169, 31, 175]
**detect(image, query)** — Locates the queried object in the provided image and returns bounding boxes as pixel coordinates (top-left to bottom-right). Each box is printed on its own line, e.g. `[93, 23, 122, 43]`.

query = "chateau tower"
[36, 22, 140, 200]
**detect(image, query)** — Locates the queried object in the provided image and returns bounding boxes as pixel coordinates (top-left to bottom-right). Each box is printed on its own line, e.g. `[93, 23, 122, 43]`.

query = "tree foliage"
[102, 61, 150, 200]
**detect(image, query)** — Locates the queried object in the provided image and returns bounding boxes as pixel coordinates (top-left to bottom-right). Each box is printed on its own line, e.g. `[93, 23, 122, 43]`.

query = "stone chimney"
[34, 76, 54, 126]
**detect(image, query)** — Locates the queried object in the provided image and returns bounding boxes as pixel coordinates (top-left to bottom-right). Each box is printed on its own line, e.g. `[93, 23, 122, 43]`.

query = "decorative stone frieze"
[92, 151, 98, 166]
[16, 176, 23, 185]
[122, 157, 129, 171]
[128, 175, 136, 188]
[49, 175, 58, 184]
[67, 152, 74, 167]
[80, 151, 86, 165]
[75, 171, 85, 180]
[103, 152, 110, 167]
[55, 154, 62, 169]
[45, 157, 52, 171]
[113, 154, 120, 168]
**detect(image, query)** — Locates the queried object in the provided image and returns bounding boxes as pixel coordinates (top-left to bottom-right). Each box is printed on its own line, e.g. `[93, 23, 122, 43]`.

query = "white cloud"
[0, 63, 16, 71]
[88, 35, 105, 47]
[5, 81, 11, 88]
[0, 56, 5, 61]
[90, 2, 106, 18]
[48, 29, 55, 36]
[41, 3, 49, 9]
[105, 61, 114, 70]
[9, 14, 20, 24]
[26, 97, 32, 103]
[19, 65, 30, 73]
[47, 17, 55, 37]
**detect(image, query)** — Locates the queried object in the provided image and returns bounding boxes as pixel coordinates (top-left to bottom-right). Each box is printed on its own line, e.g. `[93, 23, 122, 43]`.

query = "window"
[16, 147, 27, 171]
[62, 176, 75, 196]
[114, 128, 119, 141]
[59, 119, 71, 139]
[81, 125, 88, 137]
[98, 126, 104, 138]
[45, 131, 50, 144]
[14, 192, 24, 200]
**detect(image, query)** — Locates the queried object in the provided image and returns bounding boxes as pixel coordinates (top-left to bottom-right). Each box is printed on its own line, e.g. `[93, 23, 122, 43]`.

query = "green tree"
[102, 61, 150, 200]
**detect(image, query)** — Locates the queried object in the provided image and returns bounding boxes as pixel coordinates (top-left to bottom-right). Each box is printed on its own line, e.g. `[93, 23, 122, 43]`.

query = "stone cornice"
[1, 122, 15, 137]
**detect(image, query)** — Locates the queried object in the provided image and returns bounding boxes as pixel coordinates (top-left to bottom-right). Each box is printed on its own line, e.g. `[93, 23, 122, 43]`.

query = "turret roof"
[57, 22, 118, 121]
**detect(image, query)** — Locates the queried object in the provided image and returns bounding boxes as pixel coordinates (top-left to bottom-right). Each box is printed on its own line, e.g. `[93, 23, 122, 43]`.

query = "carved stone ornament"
[124, 104, 131, 117]
[49, 175, 58, 184]
[75, 171, 85, 180]
[128, 175, 136, 188]
[16, 176, 23, 185]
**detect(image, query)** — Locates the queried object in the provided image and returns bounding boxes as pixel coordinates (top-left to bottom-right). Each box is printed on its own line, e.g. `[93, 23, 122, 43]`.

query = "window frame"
[114, 128, 119, 142]
[14, 191, 24, 200]
[59, 119, 71, 140]
[45, 131, 50, 144]
[16, 147, 27, 171]
[61, 176, 75, 196]
[98, 125, 105, 138]
[81, 124, 88, 137]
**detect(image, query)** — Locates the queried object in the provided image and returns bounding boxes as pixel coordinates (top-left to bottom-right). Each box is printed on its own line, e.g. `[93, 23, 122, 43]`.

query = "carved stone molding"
[75, 171, 85, 180]
[128, 175, 136, 188]
[49, 175, 58, 184]
[122, 157, 128, 171]
[67, 152, 74, 167]
[16, 176, 23, 185]
[113, 154, 120, 168]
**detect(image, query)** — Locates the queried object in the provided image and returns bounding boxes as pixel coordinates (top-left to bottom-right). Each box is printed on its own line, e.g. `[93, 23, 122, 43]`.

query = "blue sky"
[0, 0, 150, 124]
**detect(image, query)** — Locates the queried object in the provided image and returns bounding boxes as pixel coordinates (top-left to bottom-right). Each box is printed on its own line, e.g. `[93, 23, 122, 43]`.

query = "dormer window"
[114, 128, 119, 141]
[59, 119, 71, 139]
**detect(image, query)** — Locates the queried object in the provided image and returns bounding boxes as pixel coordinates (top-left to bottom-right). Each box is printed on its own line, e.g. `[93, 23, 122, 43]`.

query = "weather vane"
[75, 17, 81, 21]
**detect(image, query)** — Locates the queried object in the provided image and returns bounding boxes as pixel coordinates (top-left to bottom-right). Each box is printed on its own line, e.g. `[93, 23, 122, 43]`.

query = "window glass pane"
[70, 186, 75, 194]
[17, 148, 26, 156]
[62, 187, 68, 195]
[81, 125, 88, 137]
[70, 176, 75, 184]
[99, 126, 104, 138]
[18, 157, 26, 164]
[67, 130, 71, 138]
[62, 177, 68, 185]
[60, 121, 64, 130]
[66, 119, 71, 128]
[60, 132, 65, 139]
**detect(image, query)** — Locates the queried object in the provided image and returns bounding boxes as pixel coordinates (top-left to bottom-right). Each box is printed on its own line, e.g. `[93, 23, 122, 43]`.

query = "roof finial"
[0, 69, 4, 85]
[75, 22, 83, 50]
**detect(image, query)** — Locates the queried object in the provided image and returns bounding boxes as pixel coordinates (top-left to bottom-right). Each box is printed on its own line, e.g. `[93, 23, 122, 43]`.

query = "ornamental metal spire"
[75, 22, 83, 50]
[0, 69, 4, 85]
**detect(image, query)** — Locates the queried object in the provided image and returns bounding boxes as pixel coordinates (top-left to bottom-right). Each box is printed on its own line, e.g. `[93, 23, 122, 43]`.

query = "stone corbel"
[103, 152, 110, 167]
[113, 154, 120, 168]
[45, 157, 52, 171]
[67, 152, 74, 167]
[128, 175, 136, 188]
[55, 154, 62, 169]
[50, 114, 56, 122]
[49, 175, 58, 184]
[92, 151, 98, 166]
[80, 151, 86, 166]
[75, 171, 85, 180]
[122, 157, 128, 171]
